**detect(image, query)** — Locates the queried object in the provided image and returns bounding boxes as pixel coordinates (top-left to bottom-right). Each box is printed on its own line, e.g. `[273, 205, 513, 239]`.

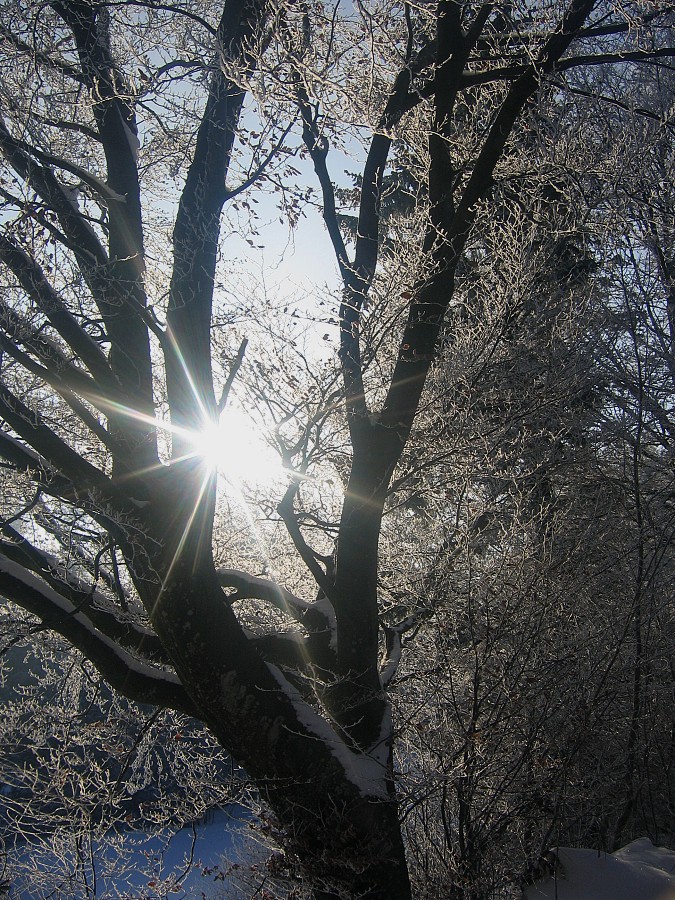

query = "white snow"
[525, 839, 675, 900]
[119, 110, 140, 163]
[62, 183, 81, 208]
[379, 630, 401, 688]
[313, 594, 338, 650]
[0, 433, 47, 466]
[265, 663, 389, 799]
[217, 568, 337, 645]
[218, 567, 312, 613]
[16, 541, 156, 637]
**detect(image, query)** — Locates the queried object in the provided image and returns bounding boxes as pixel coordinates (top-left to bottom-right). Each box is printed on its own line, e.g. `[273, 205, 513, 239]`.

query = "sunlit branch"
[223, 120, 296, 202]
[217, 338, 248, 413]
[34, 513, 121, 599]
[0, 427, 133, 551]
[0, 325, 123, 456]
[382, 0, 599, 435]
[277, 483, 333, 596]
[0, 233, 115, 386]
[461, 48, 675, 87]
[0, 384, 111, 493]
[218, 567, 326, 624]
[0, 118, 110, 273]
[2, 134, 126, 204]
[0, 23, 87, 83]
[295, 82, 350, 278]
[563, 82, 675, 128]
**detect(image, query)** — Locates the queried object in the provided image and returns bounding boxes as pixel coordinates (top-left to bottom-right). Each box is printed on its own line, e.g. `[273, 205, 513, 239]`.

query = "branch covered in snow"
[0, 553, 197, 716]
[378, 612, 424, 688]
[379, 627, 402, 689]
[218, 568, 312, 618]
[218, 568, 334, 630]
[266, 663, 390, 800]
[0, 525, 168, 662]
[218, 568, 338, 669]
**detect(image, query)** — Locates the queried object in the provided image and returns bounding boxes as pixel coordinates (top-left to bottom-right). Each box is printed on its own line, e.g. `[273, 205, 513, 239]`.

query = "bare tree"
[0, 0, 674, 895]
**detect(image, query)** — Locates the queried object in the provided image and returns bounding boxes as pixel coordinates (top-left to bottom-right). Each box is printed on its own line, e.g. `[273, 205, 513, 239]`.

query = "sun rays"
[76, 326, 288, 613]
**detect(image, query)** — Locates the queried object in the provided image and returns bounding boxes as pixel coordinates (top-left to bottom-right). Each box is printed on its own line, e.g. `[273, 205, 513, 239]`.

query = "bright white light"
[196, 407, 283, 486]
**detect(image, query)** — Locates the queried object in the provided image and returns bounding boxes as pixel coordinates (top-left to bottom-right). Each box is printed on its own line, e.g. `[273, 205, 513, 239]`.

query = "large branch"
[0, 431, 75, 498]
[339, 57, 433, 426]
[50, 0, 157, 475]
[0, 23, 87, 84]
[0, 384, 111, 494]
[462, 46, 675, 87]
[0, 553, 197, 715]
[297, 29, 438, 428]
[322, 5, 493, 746]
[165, 0, 269, 449]
[0, 124, 156, 474]
[0, 234, 116, 387]
[0, 119, 109, 274]
[0, 524, 168, 663]
[217, 566, 336, 650]
[0, 332, 118, 454]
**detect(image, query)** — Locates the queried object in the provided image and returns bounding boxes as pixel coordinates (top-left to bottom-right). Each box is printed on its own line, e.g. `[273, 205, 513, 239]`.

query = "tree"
[0, 0, 674, 896]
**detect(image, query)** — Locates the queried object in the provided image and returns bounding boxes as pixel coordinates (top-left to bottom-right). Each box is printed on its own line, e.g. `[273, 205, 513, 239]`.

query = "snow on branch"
[266, 663, 389, 800]
[379, 613, 424, 688]
[0, 526, 167, 663]
[0, 553, 196, 716]
[218, 567, 334, 628]
[379, 626, 402, 689]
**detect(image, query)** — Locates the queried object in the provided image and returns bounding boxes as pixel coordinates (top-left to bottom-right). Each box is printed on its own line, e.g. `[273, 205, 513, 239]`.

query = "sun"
[195, 407, 284, 486]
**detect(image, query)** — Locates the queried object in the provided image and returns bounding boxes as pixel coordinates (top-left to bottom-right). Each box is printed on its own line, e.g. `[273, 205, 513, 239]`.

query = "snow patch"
[119, 110, 140, 162]
[525, 839, 675, 900]
[0, 433, 47, 466]
[313, 595, 337, 651]
[379, 630, 401, 688]
[14, 542, 155, 637]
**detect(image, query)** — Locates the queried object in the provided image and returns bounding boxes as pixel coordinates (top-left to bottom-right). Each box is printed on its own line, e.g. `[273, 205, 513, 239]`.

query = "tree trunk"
[126, 462, 412, 898]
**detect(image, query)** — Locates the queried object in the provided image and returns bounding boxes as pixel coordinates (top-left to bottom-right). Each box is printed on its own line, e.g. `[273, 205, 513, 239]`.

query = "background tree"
[0, 0, 674, 897]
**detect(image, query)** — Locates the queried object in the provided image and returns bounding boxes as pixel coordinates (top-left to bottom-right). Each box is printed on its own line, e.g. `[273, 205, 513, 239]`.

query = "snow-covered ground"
[9, 823, 675, 898]
[525, 838, 675, 900]
[7, 805, 261, 899]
